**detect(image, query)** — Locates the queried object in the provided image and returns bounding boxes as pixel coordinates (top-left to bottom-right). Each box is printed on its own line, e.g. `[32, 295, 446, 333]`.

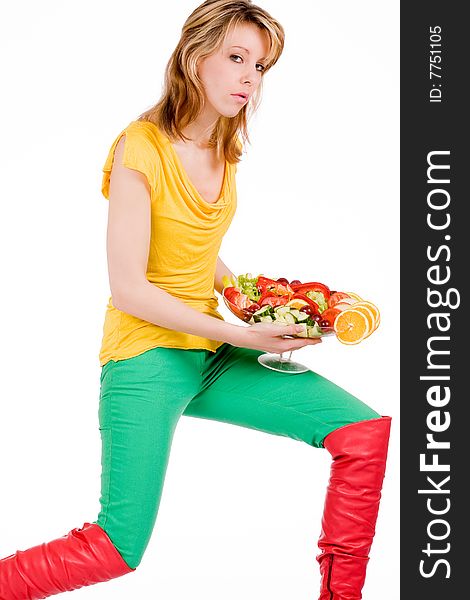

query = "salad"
[222, 273, 338, 338]
[221, 273, 380, 344]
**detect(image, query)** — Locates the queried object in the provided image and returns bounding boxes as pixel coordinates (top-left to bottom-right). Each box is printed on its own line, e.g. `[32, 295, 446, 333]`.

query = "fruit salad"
[221, 273, 380, 345]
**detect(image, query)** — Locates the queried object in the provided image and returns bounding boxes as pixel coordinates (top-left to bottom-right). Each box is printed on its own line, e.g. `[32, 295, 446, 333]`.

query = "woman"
[0, 1, 391, 598]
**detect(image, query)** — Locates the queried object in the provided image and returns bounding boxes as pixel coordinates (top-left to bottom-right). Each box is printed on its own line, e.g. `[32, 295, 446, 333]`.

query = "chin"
[222, 110, 241, 119]
[207, 99, 242, 119]
[218, 106, 243, 118]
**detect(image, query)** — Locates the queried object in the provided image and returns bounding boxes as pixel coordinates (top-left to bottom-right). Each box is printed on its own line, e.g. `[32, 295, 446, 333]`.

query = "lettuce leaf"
[236, 273, 261, 301]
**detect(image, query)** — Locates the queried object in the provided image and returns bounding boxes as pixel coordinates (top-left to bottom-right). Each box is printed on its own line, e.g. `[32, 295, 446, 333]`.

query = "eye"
[230, 54, 266, 73]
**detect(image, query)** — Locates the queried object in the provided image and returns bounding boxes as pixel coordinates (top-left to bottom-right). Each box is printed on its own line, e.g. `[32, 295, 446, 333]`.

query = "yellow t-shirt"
[98, 119, 238, 366]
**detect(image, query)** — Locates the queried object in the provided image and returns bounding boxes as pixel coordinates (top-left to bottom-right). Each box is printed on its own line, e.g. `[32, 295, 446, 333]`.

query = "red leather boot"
[0, 522, 135, 599]
[316, 415, 392, 600]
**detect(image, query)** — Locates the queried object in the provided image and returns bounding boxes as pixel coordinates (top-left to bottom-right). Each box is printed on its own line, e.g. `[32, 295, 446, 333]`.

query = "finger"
[296, 335, 322, 345]
[303, 338, 322, 346]
[281, 324, 304, 337]
[286, 338, 322, 351]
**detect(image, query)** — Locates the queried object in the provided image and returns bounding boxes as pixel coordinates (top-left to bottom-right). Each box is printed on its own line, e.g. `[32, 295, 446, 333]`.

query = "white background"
[0, 1, 399, 598]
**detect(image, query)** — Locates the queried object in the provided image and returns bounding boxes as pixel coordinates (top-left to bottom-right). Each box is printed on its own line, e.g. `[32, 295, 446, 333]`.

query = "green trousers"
[93, 342, 380, 569]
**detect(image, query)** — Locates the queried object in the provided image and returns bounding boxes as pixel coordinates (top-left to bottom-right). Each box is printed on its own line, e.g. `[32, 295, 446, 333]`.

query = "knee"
[97, 522, 150, 570]
[107, 534, 147, 570]
[321, 415, 392, 456]
[124, 548, 145, 570]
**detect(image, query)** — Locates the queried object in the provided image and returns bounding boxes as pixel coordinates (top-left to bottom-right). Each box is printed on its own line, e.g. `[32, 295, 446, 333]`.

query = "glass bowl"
[221, 287, 337, 339]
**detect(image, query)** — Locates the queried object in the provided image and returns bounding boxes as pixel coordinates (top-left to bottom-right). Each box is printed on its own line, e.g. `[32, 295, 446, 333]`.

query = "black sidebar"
[401, 3, 467, 598]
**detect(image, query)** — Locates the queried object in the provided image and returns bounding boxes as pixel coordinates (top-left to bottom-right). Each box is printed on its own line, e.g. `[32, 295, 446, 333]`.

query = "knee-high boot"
[316, 415, 392, 600]
[0, 522, 135, 599]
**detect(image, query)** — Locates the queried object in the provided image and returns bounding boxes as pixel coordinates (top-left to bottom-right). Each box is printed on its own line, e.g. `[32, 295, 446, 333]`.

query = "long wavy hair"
[137, 0, 285, 164]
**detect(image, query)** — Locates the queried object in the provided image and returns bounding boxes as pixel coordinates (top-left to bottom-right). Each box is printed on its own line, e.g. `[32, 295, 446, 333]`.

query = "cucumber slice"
[296, 311, 309, 322]
[253, 305, 271, 316]
[308, 324, 323, 338]
[275, 306, 290, 316]
[284, 312, 296, 324]
[260, 315, 273, 323]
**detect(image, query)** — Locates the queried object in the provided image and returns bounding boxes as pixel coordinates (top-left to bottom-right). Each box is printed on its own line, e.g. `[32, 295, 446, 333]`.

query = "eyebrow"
[230, 45, 267, 61]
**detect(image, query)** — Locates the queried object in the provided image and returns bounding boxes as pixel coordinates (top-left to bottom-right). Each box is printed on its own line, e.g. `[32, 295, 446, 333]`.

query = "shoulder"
[119, 120, 161, 155]
[101, 120, 163, 200]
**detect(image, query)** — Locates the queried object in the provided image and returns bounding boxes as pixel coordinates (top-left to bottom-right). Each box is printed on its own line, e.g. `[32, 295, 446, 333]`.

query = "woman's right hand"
[231, 322, 322, 353]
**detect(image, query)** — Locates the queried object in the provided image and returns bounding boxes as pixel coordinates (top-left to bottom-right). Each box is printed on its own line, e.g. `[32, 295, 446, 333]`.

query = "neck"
[179, 107, 220, 148]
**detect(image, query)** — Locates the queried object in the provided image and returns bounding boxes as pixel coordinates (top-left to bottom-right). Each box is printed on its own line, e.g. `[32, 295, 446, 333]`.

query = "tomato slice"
[328, 292, 351, 308]
[320, 307, 342, 325]
[260, 295, 290, 308]
[223, 286, 238, 302]
[290, 281, 331, 299]
[223, 287, 251, 309]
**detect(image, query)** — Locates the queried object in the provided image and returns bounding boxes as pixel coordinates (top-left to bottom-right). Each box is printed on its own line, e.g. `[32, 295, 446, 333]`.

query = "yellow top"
[98, 120, 238, 366]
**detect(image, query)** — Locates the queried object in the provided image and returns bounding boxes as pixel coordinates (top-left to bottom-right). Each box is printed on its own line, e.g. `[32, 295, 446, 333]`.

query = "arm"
[214, 255, 236, 295]
[106, 136, 244, 346]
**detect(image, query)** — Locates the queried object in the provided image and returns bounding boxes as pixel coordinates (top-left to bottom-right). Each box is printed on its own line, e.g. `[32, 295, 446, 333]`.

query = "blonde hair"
[137, 0, 285, 164]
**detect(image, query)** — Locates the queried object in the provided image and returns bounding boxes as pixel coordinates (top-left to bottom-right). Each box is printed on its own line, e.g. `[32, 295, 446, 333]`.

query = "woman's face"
[197, 22, 270, 119]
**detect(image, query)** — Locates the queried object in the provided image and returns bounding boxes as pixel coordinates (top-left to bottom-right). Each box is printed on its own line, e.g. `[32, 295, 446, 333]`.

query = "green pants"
[93, 343, 380, 569]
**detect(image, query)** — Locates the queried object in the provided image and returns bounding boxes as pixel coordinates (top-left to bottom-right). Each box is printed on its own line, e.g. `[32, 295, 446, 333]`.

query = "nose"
[241, 63, 260, 86]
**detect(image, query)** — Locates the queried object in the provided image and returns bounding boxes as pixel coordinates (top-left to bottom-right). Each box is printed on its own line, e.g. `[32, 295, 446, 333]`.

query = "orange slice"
[351, 305, 375, 338]
[334, 309, 370, 345]
[285, 298, 309, 310]
[354, 301, 380, 330]
[344, 291, 363, 301]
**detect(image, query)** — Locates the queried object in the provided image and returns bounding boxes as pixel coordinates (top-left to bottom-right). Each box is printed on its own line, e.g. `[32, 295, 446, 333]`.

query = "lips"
[232, 93, 248, 100]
